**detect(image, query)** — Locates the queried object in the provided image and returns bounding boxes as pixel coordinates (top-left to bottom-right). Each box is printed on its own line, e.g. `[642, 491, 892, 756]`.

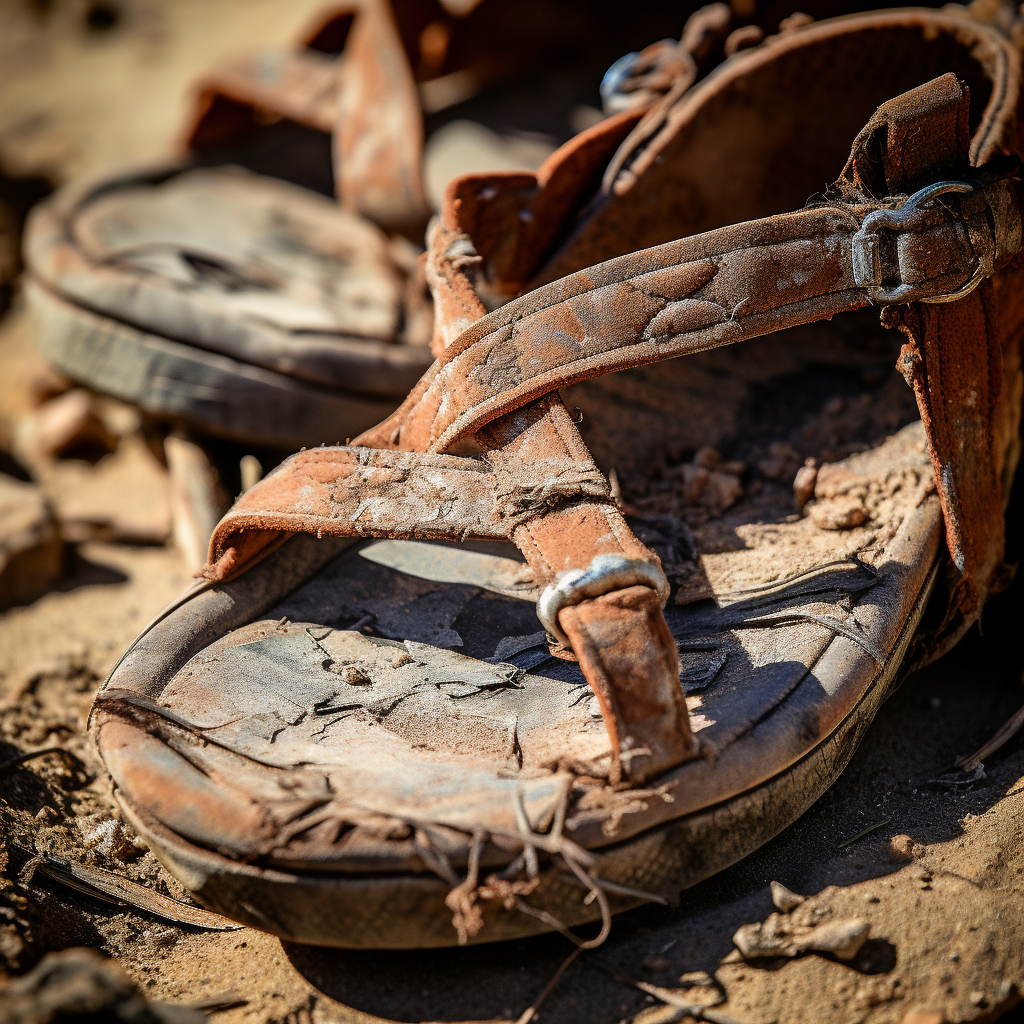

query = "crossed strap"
[204, 75, 1023, 785]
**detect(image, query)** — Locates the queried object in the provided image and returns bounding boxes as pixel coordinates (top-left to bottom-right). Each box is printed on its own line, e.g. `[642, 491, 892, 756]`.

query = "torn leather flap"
[840, 72, 972, 198]
[844, 74, 1015, 619]
[334, 0, 430, 234]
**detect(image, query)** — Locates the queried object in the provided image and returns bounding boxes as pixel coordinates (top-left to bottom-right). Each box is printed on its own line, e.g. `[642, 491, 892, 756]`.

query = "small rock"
[22, 389, 117, 461]
[814, 463, 870, 500]
[702, 470, 743, 513]
[806, 918, 872, 959]
[733, 912, 870, 961]
[0, 947, 203, 1023]
[793, 460, 818, 512]
[969, 991, 987, 1007]
[810, 496, 868, 530]
[770, 880, 805, 912]
[332, 664, 371, 685]
[891, 834, 928, 860]
[0, 474, 63, 611]
[79, 818, 143, 863]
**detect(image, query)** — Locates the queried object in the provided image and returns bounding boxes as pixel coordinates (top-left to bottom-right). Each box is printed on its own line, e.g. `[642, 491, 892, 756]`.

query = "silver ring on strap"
[537, 554, 670, 647]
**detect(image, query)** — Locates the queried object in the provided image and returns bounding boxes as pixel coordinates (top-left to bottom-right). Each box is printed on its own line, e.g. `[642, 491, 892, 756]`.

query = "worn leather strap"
[205, 445, 512, 580]
[361, 176, 1020, 455]
[477, 396, 695, 782]
[188, 49, 343, 142]
[849, 74, 1019, 628]
[333, 0, 430, 232]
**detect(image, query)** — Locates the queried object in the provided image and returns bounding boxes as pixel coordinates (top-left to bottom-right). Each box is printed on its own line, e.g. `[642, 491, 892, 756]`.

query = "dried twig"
[515, 946, 583, 1024]
[0, 746, 78, 776]
[589, 962, 747, 1024]
[958, 699, 1024, 772]
[14, 847, 240, 931]
[838, 817, 892, 849]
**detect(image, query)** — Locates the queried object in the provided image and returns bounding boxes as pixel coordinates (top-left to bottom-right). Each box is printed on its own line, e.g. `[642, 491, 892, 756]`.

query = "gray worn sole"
[26, 280, 399, 451]
[111, 550, 937, 948]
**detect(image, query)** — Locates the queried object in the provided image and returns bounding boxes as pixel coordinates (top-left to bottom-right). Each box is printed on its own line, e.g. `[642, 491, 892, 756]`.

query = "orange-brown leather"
[839, 74, 1021, 633]
[333, 0, 430, 232]
[185, 0, 433, 234]
[205, 7, 1024, 784]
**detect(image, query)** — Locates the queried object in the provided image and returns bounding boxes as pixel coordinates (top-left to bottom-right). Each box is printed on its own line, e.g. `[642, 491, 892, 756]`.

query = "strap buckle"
[851, 180, 990, 304]
[537, 554, 669, 647]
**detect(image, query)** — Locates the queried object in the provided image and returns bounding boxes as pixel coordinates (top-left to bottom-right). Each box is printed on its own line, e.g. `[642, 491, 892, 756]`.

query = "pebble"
[770, 880, 805, 912]
[810, 496, 868, 530]
[891, 834, 928, 860]
[733, 913, 870, 961]
[793, 460, 818, 512]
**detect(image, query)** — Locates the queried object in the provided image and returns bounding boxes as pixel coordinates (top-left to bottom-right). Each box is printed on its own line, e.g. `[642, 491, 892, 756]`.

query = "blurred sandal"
[21, 0, 712, 451]
[23, 0, 437, 452]
[91, 4, 1024, 947]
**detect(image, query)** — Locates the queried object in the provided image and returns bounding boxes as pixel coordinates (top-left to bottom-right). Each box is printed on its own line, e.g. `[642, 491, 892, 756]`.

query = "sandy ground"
[2, 2, 1024, 1023]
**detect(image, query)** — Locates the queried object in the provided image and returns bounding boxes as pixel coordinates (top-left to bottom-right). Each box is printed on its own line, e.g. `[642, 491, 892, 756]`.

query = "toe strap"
[560, 584, 695, 784]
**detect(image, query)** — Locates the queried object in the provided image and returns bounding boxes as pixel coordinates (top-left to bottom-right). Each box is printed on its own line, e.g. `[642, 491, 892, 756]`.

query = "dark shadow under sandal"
[91, 6, 1024, 948]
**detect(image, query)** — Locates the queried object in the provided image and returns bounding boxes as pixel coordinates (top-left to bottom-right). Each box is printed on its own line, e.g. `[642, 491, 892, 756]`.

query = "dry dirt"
[2, 2, 1024, 1023]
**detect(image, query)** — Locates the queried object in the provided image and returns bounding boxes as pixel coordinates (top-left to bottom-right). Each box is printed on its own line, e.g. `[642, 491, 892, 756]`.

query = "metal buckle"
[537, 554, 669, 647]
[851, 180, 988, 304]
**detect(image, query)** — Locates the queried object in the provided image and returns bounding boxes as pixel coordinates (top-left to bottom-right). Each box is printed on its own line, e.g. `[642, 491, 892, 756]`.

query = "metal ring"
[537, 554, 670, 647]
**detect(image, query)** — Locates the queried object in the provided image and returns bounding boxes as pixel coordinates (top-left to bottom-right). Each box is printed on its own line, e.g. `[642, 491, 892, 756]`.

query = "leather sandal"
[90, 4, 1024, 948]
[23, 0, 439, 452]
